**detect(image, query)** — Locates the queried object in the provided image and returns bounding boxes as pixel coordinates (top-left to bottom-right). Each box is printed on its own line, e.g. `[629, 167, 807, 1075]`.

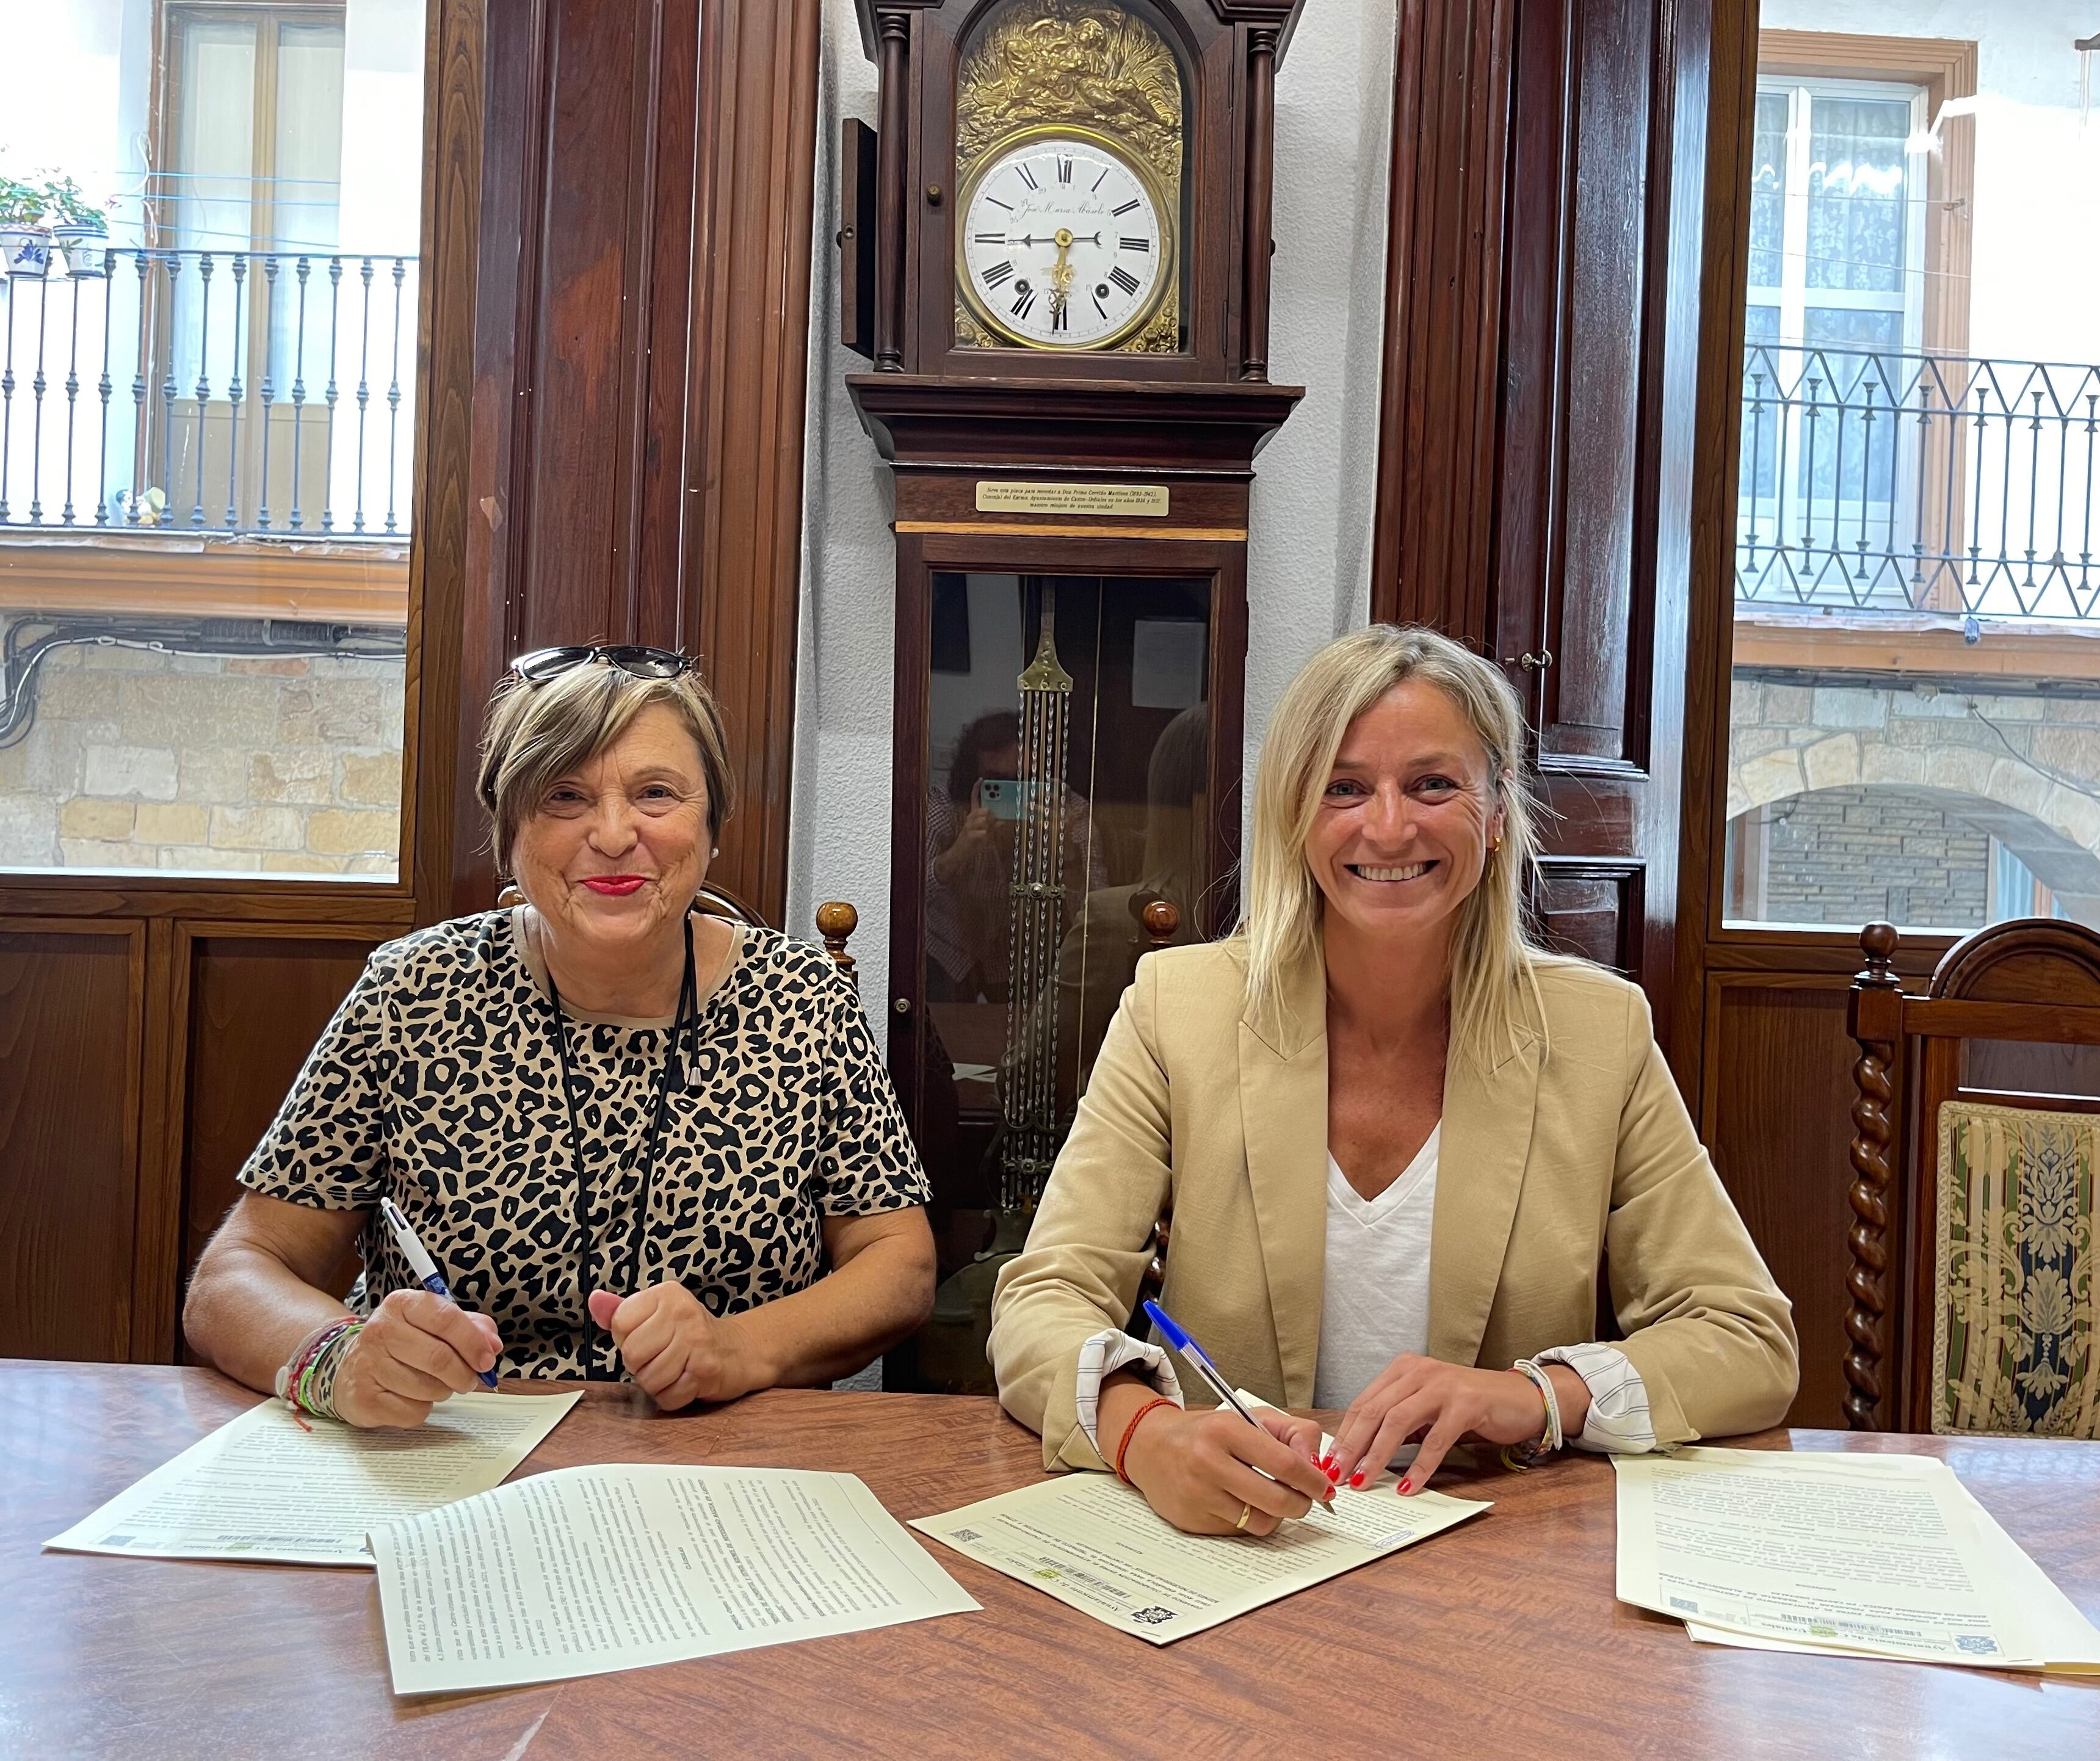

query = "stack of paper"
[369, 1464, 980, 1693]
[44, 1391, 581, 1567]
[1613, 1446, 2100, 1672]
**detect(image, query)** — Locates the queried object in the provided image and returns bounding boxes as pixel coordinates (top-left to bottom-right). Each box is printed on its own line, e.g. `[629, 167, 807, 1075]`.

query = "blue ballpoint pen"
[1141, 1299, 1261, 1429]
[380, 1197, 500, 1389]
[1143, 1300, 1335, 1508]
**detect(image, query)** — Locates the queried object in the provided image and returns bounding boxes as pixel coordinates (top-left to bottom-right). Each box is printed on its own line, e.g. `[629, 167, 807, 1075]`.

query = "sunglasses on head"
[510, 645, 693, 684]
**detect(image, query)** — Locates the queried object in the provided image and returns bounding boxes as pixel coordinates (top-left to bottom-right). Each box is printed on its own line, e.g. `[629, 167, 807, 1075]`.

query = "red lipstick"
[581, 876, 647, 896]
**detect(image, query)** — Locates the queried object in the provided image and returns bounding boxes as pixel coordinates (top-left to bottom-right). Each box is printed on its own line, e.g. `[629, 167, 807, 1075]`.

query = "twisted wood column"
[1845, 921, 1904, 1429]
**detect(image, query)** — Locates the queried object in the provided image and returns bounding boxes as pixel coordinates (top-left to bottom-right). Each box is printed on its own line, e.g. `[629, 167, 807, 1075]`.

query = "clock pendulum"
[998, 585, 1076, 1215]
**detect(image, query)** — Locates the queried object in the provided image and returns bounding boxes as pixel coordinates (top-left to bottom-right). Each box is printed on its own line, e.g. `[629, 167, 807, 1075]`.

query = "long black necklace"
[545, 913, 697, 1380]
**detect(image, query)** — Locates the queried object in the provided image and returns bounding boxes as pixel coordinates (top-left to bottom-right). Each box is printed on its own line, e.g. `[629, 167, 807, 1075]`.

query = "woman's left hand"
[1323, 1356, 1552, 1494]
[588, 1284, 769, 1410]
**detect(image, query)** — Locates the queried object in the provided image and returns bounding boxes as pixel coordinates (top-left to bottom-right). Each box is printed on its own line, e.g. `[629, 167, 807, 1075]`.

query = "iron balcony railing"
[0, 247, 416, 540]
[1737, 344, 2100, 620]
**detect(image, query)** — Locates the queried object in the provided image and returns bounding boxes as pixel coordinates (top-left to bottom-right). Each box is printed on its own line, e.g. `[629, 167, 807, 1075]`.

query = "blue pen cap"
[1142, 1299, 1193, 1354]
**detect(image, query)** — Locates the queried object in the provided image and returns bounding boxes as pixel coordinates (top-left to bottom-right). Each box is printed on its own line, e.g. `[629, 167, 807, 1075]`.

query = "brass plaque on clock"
[976, 481, 1170, 516]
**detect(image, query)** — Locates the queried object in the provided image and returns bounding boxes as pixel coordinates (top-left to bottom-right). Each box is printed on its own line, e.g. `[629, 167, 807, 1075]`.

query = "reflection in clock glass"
[961, 137, 1165, 349]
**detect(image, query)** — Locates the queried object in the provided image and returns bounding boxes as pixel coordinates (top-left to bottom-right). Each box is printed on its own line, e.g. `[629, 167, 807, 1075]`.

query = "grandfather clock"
[847, 0, 1305, 1391]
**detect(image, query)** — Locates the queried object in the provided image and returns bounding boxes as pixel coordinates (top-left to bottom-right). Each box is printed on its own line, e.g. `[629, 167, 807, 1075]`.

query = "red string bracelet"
[1113, 1395, 1178, 1484]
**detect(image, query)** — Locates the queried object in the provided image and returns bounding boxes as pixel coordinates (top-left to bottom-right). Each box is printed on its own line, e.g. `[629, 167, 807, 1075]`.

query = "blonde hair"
[476, 661, 736, 879]
[1240, 624, 1551, 1071]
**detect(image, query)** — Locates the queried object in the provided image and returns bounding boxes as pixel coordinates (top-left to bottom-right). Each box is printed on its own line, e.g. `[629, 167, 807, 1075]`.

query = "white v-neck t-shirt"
[1313, 1125, 1440, 1409]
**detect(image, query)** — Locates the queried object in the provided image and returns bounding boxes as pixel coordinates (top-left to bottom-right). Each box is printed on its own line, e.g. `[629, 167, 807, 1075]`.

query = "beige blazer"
[989, 939, 1798, 1472]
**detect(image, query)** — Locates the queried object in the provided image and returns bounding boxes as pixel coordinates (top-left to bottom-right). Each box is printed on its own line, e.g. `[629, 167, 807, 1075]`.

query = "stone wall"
[1738, 785, 1991, 928]
[1728, 671, 2100, 920]
[0, 643, 404, 873]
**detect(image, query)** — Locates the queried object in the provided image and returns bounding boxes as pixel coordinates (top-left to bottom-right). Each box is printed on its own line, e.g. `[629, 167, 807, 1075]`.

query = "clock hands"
[1046, 228, 1075, 313]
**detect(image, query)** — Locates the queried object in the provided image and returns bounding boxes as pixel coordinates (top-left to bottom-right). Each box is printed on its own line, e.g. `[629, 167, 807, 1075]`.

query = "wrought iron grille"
[1736, 344, 2100, 619]
[0, 248, 416, 540]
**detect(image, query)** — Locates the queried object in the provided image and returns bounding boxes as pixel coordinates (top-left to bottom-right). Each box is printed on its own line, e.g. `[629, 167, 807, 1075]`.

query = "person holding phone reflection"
[925, 710, 1107, 1005]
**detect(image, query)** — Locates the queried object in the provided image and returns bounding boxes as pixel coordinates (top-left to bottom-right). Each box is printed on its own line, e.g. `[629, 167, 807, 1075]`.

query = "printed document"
[912, 1467, 1487, 1644]
[370, 1464, 980, 1693]
[1615, 1446, 2100, 1669]
[44, 1390, 579, 1567]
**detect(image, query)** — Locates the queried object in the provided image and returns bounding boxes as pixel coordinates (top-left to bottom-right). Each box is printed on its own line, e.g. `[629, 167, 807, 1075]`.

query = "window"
[1723, 21, 2100, 937]
[157, 5, 353, 534]
[0, 0, 422, 877]
[1740, 78, 1927, 610]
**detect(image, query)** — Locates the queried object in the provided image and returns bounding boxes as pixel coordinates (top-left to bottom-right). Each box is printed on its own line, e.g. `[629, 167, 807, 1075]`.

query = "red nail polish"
[1325, 1462, 1340, 1481]
[1349, 1471, 1365, 1489]
[1397, 1478, 1413, 1495]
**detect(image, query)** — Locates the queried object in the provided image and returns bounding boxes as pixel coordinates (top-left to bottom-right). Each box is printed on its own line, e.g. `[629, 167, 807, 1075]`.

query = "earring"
[711, 847, 720, 859]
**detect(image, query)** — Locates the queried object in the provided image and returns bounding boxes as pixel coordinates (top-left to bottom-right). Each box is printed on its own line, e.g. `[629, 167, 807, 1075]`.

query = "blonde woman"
[989, 625, 1796, 1536]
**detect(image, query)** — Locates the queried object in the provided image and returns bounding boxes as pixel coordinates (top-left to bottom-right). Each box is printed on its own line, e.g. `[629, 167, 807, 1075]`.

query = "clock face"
[958, 132, 1171, 350]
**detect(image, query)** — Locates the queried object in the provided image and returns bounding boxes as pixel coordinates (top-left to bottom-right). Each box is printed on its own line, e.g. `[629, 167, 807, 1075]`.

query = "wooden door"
[1372, 0, 1721, 1052]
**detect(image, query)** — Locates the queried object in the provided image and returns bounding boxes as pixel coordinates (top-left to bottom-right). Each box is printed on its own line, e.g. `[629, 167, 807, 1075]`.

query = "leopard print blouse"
[239, 910, 930, 1381]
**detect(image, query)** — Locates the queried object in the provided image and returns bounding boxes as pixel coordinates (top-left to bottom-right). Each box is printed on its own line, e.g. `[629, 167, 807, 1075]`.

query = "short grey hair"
[476, 661, 736, 878]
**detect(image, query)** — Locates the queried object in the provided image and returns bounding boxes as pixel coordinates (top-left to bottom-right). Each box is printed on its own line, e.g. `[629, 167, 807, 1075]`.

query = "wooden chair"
[1846, 918, 2100, 1436]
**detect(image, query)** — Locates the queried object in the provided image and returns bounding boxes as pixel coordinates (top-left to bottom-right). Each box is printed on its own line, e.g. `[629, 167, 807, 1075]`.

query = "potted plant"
[0, 175, 52, 278]
[46, 177, 111, 278]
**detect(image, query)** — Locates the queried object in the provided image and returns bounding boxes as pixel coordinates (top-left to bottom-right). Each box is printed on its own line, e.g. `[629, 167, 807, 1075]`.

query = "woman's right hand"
[331, 1290, 503, 1427]
[1121, 1403, 1334, 1535]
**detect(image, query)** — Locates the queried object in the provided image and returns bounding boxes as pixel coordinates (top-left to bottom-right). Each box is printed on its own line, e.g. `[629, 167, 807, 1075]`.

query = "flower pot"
[52, 222, 107, 277]
[1, 224, 52, 278]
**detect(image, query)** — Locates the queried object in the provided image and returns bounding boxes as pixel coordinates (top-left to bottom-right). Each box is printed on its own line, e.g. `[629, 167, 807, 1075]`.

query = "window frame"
[1716, 29, 1986, 950]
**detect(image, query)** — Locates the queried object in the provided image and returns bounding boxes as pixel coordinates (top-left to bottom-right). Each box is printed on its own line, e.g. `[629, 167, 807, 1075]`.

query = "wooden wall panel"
[1701, 973, 1859, 1428]
[687, 0, 822, 922]
[1370, 0, 1513, 639]
[176, 934, 379, 1351]
[1525, 0, 1650, 771]
[449, 0, 819, 925]
[1535, 862, 1641, 973]
[0, 925, 144, 1363]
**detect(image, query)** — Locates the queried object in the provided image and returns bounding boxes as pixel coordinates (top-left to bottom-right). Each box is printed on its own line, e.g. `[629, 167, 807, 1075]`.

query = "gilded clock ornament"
[952, 0, 1184, 354]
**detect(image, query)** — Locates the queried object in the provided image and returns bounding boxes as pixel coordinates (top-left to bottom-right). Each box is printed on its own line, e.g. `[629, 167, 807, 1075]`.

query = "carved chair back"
[1847, 918, 2100, 1436]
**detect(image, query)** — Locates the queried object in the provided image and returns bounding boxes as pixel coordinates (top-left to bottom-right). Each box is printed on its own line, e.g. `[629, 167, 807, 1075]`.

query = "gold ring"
[1234, 1501, 1253, 1532]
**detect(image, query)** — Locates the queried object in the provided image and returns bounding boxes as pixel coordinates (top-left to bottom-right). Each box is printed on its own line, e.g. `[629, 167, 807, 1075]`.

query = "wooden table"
[5, 1362, 2098, 1760]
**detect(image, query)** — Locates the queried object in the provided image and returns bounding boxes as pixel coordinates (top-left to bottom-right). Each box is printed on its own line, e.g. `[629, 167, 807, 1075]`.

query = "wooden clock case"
[844, 0, 1306, 1387]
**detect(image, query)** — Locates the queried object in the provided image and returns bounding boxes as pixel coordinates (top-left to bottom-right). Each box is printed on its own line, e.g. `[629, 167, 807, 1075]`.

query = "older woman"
[186, 645, 934, 1426]
[989, 625, 1797, 1535]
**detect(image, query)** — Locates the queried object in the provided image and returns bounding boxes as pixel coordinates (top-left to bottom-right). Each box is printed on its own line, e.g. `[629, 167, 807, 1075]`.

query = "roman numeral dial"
[956, 133, 1170, 350]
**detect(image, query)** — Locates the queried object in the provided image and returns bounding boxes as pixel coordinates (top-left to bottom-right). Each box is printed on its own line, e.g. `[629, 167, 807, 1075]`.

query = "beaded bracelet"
[275, 1318, 361, 1423]
[1113, 1395, 1179, 1484]
[303, 1323, 363, 1420]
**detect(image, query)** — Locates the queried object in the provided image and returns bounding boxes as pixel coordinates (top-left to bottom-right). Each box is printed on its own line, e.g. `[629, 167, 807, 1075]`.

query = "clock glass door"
[901, 571, 1215, 1392]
